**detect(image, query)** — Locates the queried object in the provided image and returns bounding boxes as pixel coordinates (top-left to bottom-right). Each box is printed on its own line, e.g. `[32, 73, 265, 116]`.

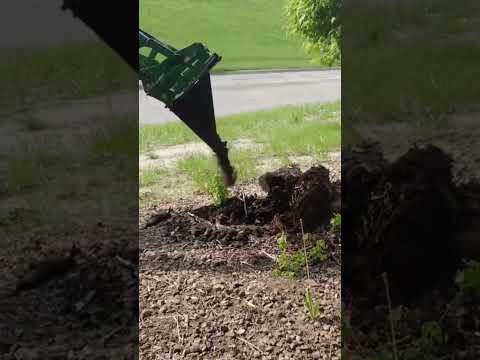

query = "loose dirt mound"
[343, 142, 480, 359]
[140, 165, 342, 359]
[343, 143, 480, 302]
[141, 164, 341, 273]
[188, 165, 340, 235]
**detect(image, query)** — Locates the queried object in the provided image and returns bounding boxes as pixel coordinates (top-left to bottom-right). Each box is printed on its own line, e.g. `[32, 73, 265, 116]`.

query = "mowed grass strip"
[343, 0, 480, 124]
[140, 101, 340, 154]
[139, 102, 340, 204]
[0, 42, 136, 112]
[177, 149, 258, 186]
[139, 0, 316, 71]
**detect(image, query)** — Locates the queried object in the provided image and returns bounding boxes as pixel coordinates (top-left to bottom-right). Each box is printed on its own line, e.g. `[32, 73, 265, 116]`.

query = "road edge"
[139, 67, 341, 90]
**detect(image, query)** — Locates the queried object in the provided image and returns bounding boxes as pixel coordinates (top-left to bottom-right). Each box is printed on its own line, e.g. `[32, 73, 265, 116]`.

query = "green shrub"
[275, 251, 306, 277]
[310, 239, 328, 262]
[277, 233, 289, 252]
[286, 0, 341, 65]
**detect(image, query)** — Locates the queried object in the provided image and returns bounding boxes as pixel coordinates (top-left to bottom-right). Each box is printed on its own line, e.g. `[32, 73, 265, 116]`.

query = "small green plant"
[272, 222, 326, 319]
[304, 287, 321, 319]
[275, 251, 306, 277]
[420, 321, 447, 351]
[373, 320, 446, 360]
[205, 173, 229, 206]
[274, 231, 328, 277]
[277, 232, 289, 252]
[274, 232, 304, 277]
[331, 213, 341, 232]
[310, 239, 328, 262]
[399, 321, 447, 360]
[301, 220, 322, 319]
[274, 238, 328, 277]
[457, 260, 480, 295]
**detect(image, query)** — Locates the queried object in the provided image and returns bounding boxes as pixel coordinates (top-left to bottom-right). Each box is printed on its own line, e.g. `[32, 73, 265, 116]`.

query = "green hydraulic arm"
[139, 29, 236, 185]
[59, 0, 236, 185]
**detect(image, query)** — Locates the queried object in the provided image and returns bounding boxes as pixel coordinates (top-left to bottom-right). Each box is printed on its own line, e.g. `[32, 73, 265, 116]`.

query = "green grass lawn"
[139, 0, 317, 72]
[343, 0, 480, 128]
[139, 102, 340, 205]
[0, 42, 136, 113]
[140, 101, 340, 152]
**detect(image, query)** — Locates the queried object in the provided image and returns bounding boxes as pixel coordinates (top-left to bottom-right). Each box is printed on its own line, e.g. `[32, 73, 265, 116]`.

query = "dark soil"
[342, 142, 480, 359]
[0, 223, 138, 359]
[191, 165, 340, 233]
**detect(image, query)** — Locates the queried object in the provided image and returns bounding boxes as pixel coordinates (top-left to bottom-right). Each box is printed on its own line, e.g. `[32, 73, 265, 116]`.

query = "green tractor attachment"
[60, 0, 236, 186]
[139, 30, 236, 186]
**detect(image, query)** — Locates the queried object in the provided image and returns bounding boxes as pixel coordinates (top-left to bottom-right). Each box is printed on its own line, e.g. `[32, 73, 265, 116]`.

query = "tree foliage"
[286, 0, 341, 65]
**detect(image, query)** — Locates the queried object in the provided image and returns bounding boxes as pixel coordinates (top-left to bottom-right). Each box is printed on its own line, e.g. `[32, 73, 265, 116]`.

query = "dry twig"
[259, 249, 277, 261]
[238, 336, 264, 355]
[382, 272, 399, 360]
[242, 192, 248, 218]
[174, 315, 182, 344]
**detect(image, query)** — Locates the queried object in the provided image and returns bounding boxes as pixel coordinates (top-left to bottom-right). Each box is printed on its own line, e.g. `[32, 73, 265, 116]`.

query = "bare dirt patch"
[0, 222, 138, 359]
[140, 139, 260, 169]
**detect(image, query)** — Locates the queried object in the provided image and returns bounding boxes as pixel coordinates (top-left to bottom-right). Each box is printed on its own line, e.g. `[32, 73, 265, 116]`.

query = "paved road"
[140, 69, 341, 125]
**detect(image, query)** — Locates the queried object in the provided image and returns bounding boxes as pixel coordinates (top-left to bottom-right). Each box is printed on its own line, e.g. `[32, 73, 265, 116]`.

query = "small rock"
[220, 325, 229, 333]
[187, 343, 201, 354]
[236, 328, 246, 335]
[171, 298, 180, 305]
[312, 351, 322, 359]
[213, 283, 225, 291]
[141, 309, 153, 318]
[213, 259, 226, 267]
